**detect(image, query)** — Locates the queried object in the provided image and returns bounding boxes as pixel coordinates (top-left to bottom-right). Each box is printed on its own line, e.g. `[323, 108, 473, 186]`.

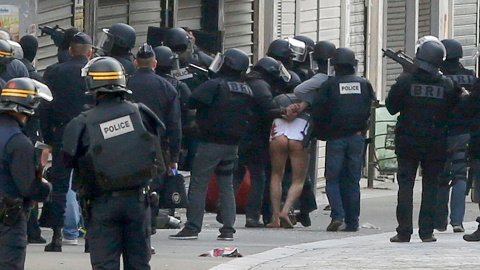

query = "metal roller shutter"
[97, 0, 161, 51]
[224, 0, 254, 56]
[277, 0, 296, 38]
[37, 0, 74, 72]
[418, 0, 431, 37]
[177, 0, 202, 30]
[385, 0, 406, 95]
[129, 0, 161, 47]
[453, 0, 478, 71]
[298, 0, 318, 41]
[350, 0, 366, 76]
[318, 0, 341, 46]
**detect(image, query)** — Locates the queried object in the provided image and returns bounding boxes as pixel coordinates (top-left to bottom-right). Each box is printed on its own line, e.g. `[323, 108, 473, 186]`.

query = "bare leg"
[281, 140, 309, 222]
[268, 136, 289, 227]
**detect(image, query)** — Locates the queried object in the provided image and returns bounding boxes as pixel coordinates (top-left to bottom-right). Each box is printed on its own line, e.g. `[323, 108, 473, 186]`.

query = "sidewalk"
[212, 221, 480, 270]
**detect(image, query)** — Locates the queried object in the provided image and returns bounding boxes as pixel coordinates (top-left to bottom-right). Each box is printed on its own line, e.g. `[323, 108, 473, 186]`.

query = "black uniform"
[63, 95, 164, 269]
[0, 115, 44, 269]
[386, 70, 460, 241]
[113, 54, 136, 77]
[0, 59, 29, 86]
[233, 70, 283, 225]
[38, 55, 91, 230]
[127, 68, 182, 164]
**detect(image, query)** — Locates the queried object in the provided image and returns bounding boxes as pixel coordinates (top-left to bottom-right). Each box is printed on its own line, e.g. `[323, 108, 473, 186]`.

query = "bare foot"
[279, 212, 294, 229]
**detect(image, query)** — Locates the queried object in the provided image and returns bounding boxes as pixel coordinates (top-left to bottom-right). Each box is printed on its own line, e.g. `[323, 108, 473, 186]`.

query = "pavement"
[24, 177, 480, 270]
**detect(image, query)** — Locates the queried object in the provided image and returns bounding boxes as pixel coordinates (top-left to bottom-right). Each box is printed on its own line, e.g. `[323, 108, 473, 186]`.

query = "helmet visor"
[309, 52, 318, 73]
[81, 57, 102, 77]
[7, 40, 23, 60]
[32, 80, 53, 102]
[327, 58, 335, 76]
[208, 52, 224, 73]
[96, 29, 114, 53]
[286, 38, 307, 63]
[278, 63, 291, 82]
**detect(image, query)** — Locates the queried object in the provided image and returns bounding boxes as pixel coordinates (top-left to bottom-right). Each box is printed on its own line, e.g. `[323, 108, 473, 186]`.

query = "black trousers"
[0, 214, 27, 270]
[88, 194, 151, 269]
[395, 157, 443, 239]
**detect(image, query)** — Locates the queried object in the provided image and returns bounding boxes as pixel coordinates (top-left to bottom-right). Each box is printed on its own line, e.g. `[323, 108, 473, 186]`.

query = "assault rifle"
[39, 25, 65, 48]
[187, 63, 209, 77]
[382, 48, 417, 73]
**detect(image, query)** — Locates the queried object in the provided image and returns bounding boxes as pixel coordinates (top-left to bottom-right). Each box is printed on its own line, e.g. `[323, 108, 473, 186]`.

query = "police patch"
[447, 75, 475, 85]
[227, 82, 253, 96]
[410, 84, 445, 99]
[339, 82, 361, 94]
[99, 115, 135, 139]
[170, 68, 193, 81]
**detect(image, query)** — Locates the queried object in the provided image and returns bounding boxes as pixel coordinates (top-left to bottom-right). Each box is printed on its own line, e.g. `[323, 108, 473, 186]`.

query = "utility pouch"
[0, 197, 24, 226]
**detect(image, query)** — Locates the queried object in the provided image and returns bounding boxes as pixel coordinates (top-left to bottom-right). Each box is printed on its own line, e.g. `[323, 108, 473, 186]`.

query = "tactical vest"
[328, 75, 371, 131]
[80, 101, 158, 191]
[205, 79, 254, 141]
[400, 76, 451, 138]
[0, 126, 22, 198]
[443, 68, 476, 90]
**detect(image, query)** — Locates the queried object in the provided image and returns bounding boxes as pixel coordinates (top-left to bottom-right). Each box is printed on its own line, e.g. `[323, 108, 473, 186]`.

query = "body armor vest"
[328, 75, 371, 131]
[80, 101, 158, 191]
[0, 126, 22, 198]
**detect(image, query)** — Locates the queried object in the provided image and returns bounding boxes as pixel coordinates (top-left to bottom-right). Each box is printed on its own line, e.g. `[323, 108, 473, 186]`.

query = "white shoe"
[62, 238, 78, 245]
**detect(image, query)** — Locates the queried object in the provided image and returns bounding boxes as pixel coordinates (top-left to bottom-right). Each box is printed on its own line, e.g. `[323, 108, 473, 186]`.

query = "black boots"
[44, 227, 62, 252]
[463, 216, 480, 242]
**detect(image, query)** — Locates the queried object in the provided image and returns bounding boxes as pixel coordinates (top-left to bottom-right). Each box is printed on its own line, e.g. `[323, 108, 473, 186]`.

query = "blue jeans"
[63, 173, 80, 240]
[325, 133, 365, 230]
[435, 133, 469, 227]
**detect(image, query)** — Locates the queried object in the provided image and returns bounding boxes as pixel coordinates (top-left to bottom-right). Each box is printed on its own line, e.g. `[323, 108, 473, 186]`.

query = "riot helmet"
[414, 37, 446, 73]
[267, 39, 294, 62]
[331, 47, 358, 66]
[253, 57, 291, 82]
[82, 56, 130, 94]
[0, 77, 53, 116]
[441, 39, 463, 60]
[294, 35, 315, 52]
[154, 46, 175, 68]
[209, 48, 250, 74]
[285, 38, 307, 63]
[0, 39, 13, 58]
[313, 41, 336, 62]
[164, 28, 189, 53]
[97, 23, 136, 53]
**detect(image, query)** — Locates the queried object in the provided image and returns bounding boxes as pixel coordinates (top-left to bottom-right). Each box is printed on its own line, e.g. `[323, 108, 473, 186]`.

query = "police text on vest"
[99, 115, 135, 139]
[410, 84, 445, 99]
[339, 82, 361, 94]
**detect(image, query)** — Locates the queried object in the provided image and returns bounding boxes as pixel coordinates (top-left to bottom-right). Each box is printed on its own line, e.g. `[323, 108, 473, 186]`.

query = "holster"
[0, 196, 24, 227]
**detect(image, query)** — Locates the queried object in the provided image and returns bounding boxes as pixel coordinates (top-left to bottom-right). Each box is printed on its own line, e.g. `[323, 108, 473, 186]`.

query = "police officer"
[0, 39, 28, 87]
[311, 47, 375, 232]
[0, 77, 53, 269]
[153, 45, 196, 171]
[266, 39, 302, 93]
[387, 38, 461, 242]
[232, 57, 287, 228]
[434, 39, 476, 233]
[62, 56, 165, 269]
[39, 32, 93, 252]
[285, 40, 337, 227]
[292, 35, 315, 82]
[127, 44, 181, 235]
[163, 27, 210, 91]
[18, 35, 43, 82]
[98, 23, 137, 76]
[169, 48, 254, 241]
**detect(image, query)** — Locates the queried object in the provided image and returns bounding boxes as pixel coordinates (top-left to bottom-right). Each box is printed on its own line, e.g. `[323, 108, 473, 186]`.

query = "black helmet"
[154, 46, 174, 68]
[82, 56, 129, 93]
[267, 39, 293, 60]
[253, 57, 291, 82]
[107, 23, 136, 49]
[313, 41, 336, 61]
[0, 78, 53, 115]
[441, 39, 463, 60]
[415, 39, 446, 69]
[294, 35, 315, 52]
[0, 39, 13, 58]
[164, 28, 189, 53]
[209, 48, 250, 73]
[331, 47, 358, 66]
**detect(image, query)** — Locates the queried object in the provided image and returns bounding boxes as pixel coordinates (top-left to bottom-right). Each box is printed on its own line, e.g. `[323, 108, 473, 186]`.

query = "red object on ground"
[205, 169, 251, 214]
